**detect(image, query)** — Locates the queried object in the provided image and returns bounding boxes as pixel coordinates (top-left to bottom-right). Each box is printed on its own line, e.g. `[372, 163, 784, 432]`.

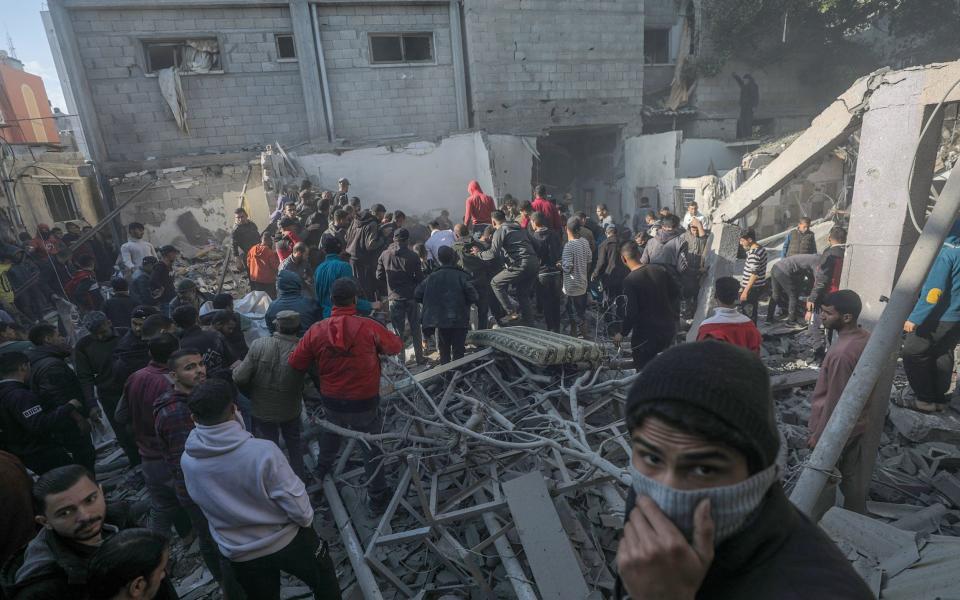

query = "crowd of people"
[0, 174, 954, 599]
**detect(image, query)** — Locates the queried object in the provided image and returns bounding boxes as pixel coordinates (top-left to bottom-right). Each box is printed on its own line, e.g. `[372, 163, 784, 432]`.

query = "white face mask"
[629, 463, 780, 545]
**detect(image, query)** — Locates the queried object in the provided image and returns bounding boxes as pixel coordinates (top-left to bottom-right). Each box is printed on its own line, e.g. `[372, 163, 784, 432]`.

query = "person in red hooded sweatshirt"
[464, 180, 495, 230]
[288, 277, 402, 514]
[30, 224, 60, 260]
[531, 185, 563, 230]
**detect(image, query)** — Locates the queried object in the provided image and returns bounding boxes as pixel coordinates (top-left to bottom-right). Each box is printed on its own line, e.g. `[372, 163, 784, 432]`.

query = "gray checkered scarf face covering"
[629, 463, 780, 545]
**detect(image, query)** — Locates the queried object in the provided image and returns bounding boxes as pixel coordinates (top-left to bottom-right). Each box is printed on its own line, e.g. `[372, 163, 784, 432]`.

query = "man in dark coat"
[173, 305, 235, 373]
[232, 207, 261, 266]
[264, 271, 320, 336]
[27, 323, 96, 473]
[415, 246, 478, 364]
[593, 223, 630, 332]
[473, 211, 540, 326]
[151, 246, 180, 315]
[453, 224, 502, 329]
[111, 307, 163, 388]
[528, 212, 564, 332]
[616, 341, 873, 600]
[346, 205, 388, 300]
[377, 228, 426, 364]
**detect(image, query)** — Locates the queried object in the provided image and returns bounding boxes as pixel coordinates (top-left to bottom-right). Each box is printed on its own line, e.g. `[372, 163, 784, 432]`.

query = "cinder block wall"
[315, 3, 459, 142]
[463, 0, 645, 134]
[70, 6, 308, 161]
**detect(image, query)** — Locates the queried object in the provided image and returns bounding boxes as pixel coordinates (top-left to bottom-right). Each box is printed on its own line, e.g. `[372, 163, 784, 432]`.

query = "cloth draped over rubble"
[158, 67, 188, 134]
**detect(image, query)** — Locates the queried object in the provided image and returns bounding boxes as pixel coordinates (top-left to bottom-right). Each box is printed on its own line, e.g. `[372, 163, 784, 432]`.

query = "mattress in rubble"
[467, 326, 603, 366]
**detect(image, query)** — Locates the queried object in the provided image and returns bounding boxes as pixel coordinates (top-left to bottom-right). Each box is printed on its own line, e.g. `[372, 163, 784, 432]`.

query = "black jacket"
[453, 239, 498, 283]
[150, 262, 176, 305]
[232, 220, 260, 257]
[377, 243, 424, 301]
[102, 294, 137, 330]
[594, 235, 629, 285]
[480, 221, 538, 270]
[810, 245, 846, 307]
[0, 380, 76, 459]
[617, 486, 874, 600]
[111, 330, 150, 388]
[415, 266, 479, 329]
[0, 524, 178, 600]
[346, 211, 387, 265]
[74, 330, 125, 405]
[27, 346, 89, 413]
[529, 228, 563, 273]
[620, 265, 680, 339]
[178, 326, 234, 373]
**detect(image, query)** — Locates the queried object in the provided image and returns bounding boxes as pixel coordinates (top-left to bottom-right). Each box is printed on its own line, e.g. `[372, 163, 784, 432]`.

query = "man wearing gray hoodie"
[181, 379, 340, 600]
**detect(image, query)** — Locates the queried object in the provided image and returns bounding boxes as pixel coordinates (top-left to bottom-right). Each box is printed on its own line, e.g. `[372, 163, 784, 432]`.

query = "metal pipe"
[312, 4, 336, 142]
[477, 494, 538, 600]
[65, 176, 157, 251]
[790, 165, 960, 515]
[322, 476, 385, 600]
[216, 165, 252, 295]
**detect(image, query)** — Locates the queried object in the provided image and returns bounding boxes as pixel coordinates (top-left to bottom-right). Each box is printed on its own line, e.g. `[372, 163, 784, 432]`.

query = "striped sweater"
[741, 245, 768, 289]
[561, 237, 592, 297]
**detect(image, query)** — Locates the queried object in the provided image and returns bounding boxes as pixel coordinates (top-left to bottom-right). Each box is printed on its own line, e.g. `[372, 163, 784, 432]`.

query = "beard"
[73, 516, 103, 541]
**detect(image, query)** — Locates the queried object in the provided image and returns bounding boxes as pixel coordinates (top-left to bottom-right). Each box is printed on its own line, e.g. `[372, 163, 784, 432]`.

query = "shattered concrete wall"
[623, 132, 681, 216]
[315, 3, 459, 144]
[111, 162, 264, 258]
[462, 0, 645, 135]
[484, 133, 535, 200]
[296, 132, 496, 223]
[8, 151, 102, 233]
[68, 6, 308, 161]
[678, 138, 742, 177]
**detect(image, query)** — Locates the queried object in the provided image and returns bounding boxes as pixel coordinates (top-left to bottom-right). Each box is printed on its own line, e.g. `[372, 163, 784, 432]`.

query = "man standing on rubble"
[232, 208, 260, 272]
[248, 232, 280, 299]
[532, 185, 563, 230]
[378, 228, 426, 365]
[151, 246, 180, 316]
[346, 204, 389, 301]
[279, 242, 315, 298]
[614, 242, 680, 370]
[453, 223, 501, 329]
[782, 217, 817, 257]
[324, 209, 349, 248]
[615, 340, 874, 600]
[333, 177, 350, 208]
[738, 228, 768, 323]
[289, 278, 403, 514]
[808, 290, 873, 518]
[562, 216, 593, 338]
[899, 219, 960, 413]
[472, 210, 540, 326]
[465, 180, 496, 230]
[315, 236, 378, 319]
[529, 212, 564, 333]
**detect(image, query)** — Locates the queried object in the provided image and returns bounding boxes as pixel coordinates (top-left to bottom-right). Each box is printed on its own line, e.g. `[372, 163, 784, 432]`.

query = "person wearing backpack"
[639, 214, 688, 285]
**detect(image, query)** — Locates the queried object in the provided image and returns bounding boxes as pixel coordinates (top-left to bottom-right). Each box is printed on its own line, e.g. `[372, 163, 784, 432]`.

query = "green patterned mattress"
[467, 327, 604, 366]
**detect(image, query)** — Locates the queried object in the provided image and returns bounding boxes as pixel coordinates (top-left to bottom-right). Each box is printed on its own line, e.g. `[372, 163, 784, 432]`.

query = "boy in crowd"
[696, 276, 762, 354]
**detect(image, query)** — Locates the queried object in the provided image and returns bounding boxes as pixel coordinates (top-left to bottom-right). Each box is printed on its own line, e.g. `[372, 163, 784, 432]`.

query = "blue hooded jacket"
[264, 271, 319, 334]
[313, 254, 372, 319]
[908, 220, 960, 326]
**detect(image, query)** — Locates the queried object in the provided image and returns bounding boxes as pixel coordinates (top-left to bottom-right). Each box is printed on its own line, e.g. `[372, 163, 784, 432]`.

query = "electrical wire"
[905, 75, 960, 234]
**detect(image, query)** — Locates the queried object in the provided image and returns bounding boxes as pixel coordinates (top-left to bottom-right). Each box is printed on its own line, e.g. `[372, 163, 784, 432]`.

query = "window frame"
[644, 28, 673, 66]
[367, 32, 436, 67]
[41, 183, 81, 223]
[275, 34, 297, 62]
[142, 37, 223, 77]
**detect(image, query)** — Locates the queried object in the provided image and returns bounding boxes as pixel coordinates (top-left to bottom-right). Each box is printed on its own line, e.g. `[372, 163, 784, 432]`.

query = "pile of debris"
[303, 328, 635, 598]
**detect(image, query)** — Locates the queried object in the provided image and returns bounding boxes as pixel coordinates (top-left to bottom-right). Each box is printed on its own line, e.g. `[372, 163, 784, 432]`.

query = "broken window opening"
[42, 184, 80, 223]
[644, 28, 671, 65]
[369, 33, 434, 65]
[276, 34, 296, 60]
[144, 39, 221, 75]
[673, 187, 696, 215]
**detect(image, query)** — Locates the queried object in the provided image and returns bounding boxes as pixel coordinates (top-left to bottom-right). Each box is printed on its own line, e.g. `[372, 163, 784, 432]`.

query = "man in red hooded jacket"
[464, 180, 495, 229]
[531, 184, 563, 230]
[288, 277, 402, 513]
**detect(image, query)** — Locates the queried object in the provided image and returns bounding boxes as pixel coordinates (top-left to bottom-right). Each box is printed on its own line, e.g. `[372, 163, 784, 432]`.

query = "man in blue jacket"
[314, 236, 378, 318]
[265, 270, 320, 334]
[900, 220, 960, 413]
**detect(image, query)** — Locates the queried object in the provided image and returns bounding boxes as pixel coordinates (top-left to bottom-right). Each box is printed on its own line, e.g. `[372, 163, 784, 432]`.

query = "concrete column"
[290, 0, 330, 144]
[686, 222, 743, 341]
[841, 70, 943, 327]
[46, 0, 109, 164]
[449, 0, 469, 130]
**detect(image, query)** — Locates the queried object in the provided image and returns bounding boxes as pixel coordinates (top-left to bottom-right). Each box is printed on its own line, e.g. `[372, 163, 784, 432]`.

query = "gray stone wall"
[463, 0, 645, 134]
[71, 6, 307, 161]
[315, 3, 459, 142]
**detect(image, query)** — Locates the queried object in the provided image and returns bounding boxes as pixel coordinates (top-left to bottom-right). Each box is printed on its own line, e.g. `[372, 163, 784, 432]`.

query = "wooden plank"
[502, 472, 590, 599]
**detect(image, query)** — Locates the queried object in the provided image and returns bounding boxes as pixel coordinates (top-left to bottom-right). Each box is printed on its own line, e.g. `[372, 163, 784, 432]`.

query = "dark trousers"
[315, 400, 388, 500]
[230, 526, 341, 600]
[565, 293, 588, 326]
[60, 427, 96, 474]
[536, 272, 563, 332]
[739, 285, 764, 324]
[767, 269, 806, 322]
[903, 320, 960, 405]
[473, 277, 502, 329]
[250, 281, 276, 299]
[350, 260, 379, 301]
[389, 299, 424, 362]
[631, 328, 676, 371]
[184, 505, 246, 600]
[491, 263, 538, 325]
[100, 393, 140, 467]
[437, 328, 468, 364]
[253, 416, 305, 482]
[142, 458, 191, 537]
[601, 278, 626, 330]
[20, 446, 74, 475]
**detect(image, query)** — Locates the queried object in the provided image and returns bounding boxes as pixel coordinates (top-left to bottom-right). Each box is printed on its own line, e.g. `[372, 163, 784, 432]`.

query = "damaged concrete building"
[45, 0, 839, 242]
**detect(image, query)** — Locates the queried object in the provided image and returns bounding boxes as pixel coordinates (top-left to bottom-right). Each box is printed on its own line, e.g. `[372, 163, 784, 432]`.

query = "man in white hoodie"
[118, 223, 157, 279]
[180, 379, 341, 600]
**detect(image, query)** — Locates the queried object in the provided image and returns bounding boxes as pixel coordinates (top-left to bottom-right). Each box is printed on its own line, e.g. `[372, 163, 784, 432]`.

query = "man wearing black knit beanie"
[615, 340, 872, 600]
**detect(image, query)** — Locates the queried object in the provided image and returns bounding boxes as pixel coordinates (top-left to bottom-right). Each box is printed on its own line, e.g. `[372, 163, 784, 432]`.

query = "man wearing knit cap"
[616, 341, 872, 599]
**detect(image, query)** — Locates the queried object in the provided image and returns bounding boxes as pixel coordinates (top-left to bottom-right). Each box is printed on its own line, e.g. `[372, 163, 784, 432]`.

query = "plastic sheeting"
[158, 67, 189, 134]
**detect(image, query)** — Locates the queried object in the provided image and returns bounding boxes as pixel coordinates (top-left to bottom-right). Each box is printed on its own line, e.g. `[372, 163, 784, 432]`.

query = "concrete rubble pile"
[302, 329, 637, 599]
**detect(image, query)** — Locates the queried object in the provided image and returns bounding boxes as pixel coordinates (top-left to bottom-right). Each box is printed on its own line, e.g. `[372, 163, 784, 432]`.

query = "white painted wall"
[298, 132, 496, 223]
[678, 138, 743, 178]
[484, 134, 535, 201]
[624, 132, 681, 216]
